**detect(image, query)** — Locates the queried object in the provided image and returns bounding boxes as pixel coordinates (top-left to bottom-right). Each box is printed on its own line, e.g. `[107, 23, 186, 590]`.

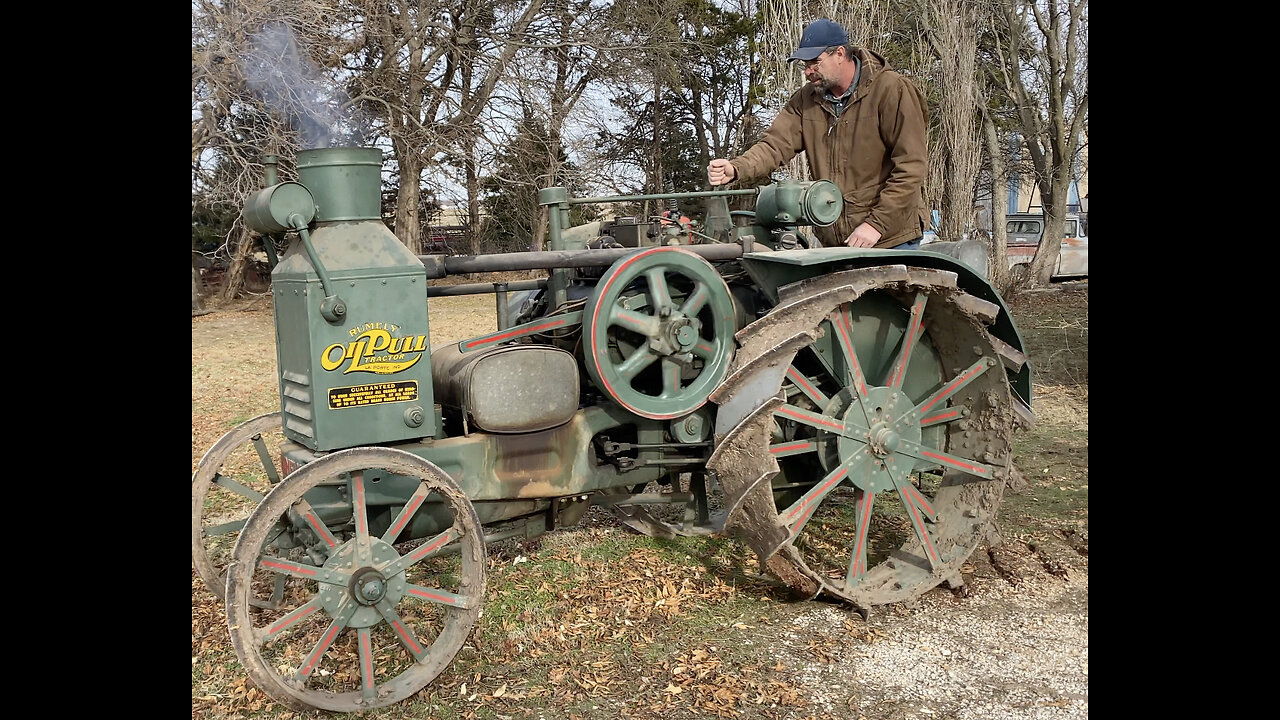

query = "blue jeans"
[894, 237, 922, 251]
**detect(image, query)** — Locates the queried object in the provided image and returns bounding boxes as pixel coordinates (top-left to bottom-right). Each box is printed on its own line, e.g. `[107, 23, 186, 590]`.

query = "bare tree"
[920, 0, 983, 244]
[982, 107, 1012, 292]
[985, 0, 1088, 287]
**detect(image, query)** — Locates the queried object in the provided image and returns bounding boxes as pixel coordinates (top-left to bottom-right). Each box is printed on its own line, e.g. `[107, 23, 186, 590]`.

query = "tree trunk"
[982, 111, 1011, 294]
[395, 143, 424, 255]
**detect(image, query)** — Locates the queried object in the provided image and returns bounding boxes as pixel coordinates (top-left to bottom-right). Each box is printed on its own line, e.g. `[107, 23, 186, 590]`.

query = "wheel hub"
[319, 537, 407, 628]
[350, 567, 389, 605]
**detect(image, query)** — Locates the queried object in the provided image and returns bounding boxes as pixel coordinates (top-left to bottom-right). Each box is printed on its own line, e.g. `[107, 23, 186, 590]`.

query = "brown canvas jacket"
[729, 48, 928, 249]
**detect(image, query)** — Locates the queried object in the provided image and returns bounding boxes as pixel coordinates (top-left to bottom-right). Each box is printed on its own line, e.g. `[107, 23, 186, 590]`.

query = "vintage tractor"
[192, 146, 1034, 712]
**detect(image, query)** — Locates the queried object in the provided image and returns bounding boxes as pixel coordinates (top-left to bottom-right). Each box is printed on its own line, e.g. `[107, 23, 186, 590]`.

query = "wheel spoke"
[691, 338, 718, 361]
[644, 268, 673, 314]
[256, 555, 350, 585]
[769, 438, 820, 457]
[380, 527, 462, 576]
[887, 466, 942, 569]
[212, 473, 267, 503]
[260, 597, 325, 643]
[660, 358, 683, 397]
[884, 293, 928, 388]
[616, 344, 659, 380]
[351, 473, 373, 566]
[829, 307, 870, 400]
[294, 497, 339, 550]
[295, 600, 357, 682]
[357, 627, 376, 701]
[382, 482, 432, 544]
[406, 583, 476, 609]
[782, 450, 870, 540]
[611, 307, 659, 337]
[898, 439, 996, 479]
[907, 358, 997, 423]
[785, 365, 830, 408]
[375, 599, 430, 662]
[251, 433, 281, 485]
[776, 402, 855, 436]
[679, 281, 710, 316]
[844, 489, 875, 587]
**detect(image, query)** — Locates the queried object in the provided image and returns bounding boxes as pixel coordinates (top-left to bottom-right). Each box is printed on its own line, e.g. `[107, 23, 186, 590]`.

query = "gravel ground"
[772, 559, 1088, 720]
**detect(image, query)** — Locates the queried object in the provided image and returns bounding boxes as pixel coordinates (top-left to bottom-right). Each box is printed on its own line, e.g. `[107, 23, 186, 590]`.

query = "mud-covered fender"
[736, 247, 1031, 406]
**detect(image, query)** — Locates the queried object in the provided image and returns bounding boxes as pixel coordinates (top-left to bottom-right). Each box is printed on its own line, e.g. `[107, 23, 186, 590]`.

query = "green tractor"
[192, 147, 1032, 712]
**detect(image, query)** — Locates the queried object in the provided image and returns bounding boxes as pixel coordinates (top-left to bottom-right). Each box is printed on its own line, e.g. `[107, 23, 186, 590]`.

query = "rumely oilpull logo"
[320, 322, 429, 375]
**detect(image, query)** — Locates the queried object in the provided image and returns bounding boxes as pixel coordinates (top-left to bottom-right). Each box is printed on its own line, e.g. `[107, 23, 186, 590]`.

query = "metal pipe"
[494, 283, 510, 330]
[428, 243, 744, 274]
[426, 279, 547, 297]
[566, 189, 758, 205]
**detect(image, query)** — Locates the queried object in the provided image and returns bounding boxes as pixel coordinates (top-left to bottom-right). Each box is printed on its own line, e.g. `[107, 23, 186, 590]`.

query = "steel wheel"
[225, 447, 486, 712]
[192, 412, 289, 601]
[709, 266, 1024, 610]
[583, 247, 736, 419]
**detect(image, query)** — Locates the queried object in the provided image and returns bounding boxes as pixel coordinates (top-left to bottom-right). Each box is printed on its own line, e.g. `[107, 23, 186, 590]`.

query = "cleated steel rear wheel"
[225, 448, 486, 712]
[708, 266, 1025, 610]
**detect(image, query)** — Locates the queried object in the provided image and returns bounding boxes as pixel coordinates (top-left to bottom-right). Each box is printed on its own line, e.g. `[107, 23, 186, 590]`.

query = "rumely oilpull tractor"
[192, 146, 1034, 712]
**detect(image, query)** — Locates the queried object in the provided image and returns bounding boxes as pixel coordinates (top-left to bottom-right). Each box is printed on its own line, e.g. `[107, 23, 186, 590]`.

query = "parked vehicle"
[1006, 212, 1088, 279]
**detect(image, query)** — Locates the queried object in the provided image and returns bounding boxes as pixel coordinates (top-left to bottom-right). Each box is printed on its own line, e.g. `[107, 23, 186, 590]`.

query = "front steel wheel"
[192, 412, 289, 601]
[225, 447, 486, 712]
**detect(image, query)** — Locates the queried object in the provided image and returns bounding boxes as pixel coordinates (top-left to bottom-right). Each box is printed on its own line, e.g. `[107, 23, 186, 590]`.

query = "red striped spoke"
[357, 627, 376, 700]
[611, 307, 659, 336]
[260, 597, 324, 643]
[775, 403, 849, 436]
[691, 338, 718, 361]
[679, 281, 710, 316]
[909, 359, 994, 422]
[888, 469, 941, 569]
[829, 307, 870, 400]
[295, 600, 356, 682]
[786, 365, 830, 408]
[616, 345, 659, 380]
[844, 490, 875, 587]
[381, 482, 432, 544]
[661, 358, 683, 397]
[293, 497, 338, 550]
[644, 268, 673, 314]
[899, 440, 995, 480]
[782, 450, 870, 540]
[406, 583, 476, 609]
[256, 555, 345, 585]
[351, 473, 373, 566]
[375, 600, 430, 662]
[381, 527, 461, 577]
[769, 438, 820, 457]
[885, 293, 928, 389]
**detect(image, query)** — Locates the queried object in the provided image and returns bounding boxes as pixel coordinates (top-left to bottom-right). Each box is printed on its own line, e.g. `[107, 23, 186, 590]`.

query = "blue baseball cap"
[787, 19, 849, 62]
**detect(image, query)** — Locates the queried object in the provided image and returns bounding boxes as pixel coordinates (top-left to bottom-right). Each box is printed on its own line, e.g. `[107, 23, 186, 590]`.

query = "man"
[707, 19, 929, 249]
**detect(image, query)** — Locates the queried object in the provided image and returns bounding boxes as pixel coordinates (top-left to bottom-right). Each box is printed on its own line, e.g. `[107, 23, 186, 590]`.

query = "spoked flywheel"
[708, 266, 1026, 611]
[192, 411, 291, 601]
[583, 246, 736, 419]
[225, 447, 486, 712]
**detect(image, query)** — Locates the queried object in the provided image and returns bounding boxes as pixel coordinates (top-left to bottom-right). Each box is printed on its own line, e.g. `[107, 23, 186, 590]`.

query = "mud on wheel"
[225, 448, 486, 712]
[708, 266, 1025, 611]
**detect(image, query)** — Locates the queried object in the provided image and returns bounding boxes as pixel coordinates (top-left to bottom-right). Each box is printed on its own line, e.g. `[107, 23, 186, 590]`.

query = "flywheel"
[583, 246, 737, 419]
[707, 265, 1026, 612]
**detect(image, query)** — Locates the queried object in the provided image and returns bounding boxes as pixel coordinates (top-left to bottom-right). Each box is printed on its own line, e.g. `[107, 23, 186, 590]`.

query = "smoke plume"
[242, 21, 361, 148]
